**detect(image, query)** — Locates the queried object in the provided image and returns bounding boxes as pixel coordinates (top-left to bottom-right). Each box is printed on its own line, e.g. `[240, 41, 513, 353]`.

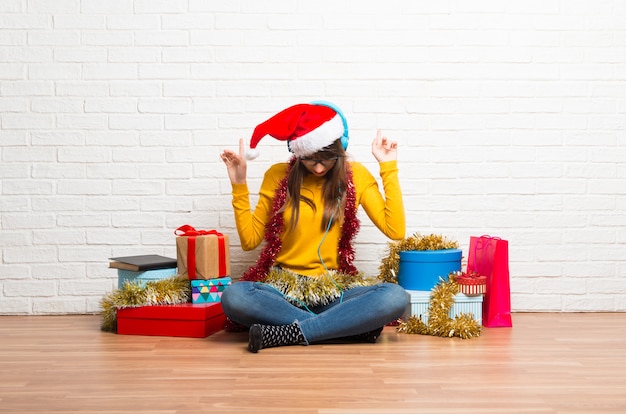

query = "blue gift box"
[407, 289, 483, 325]
[191, 277, 232, 304]
[117, 268, 178, 288]
[397, 249, 462, 291]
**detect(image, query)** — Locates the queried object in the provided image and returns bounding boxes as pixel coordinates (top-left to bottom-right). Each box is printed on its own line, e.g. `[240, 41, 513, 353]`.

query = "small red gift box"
[455, 271, 487, 296]
[117, 302, 226, 338]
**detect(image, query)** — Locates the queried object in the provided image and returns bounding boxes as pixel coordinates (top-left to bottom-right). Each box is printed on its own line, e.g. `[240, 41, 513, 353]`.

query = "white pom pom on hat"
[246, 103, 345, 159]
[245, 147, 260, 161]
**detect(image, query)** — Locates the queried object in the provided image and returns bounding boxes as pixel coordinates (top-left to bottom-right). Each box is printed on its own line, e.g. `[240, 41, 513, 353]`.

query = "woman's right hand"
[220, 138, 247, 184]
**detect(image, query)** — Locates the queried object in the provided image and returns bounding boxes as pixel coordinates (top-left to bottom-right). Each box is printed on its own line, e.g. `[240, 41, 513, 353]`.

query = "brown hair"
[284, 139, 347, 232]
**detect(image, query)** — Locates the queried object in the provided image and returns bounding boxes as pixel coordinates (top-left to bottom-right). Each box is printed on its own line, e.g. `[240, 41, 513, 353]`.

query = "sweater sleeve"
[231, 163, 286, 251]
[354, 160, 406, 240]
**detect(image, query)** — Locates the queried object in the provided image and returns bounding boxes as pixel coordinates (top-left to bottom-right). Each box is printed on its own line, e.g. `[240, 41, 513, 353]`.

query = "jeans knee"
[383, 283, 409, 315]
[220, 282, 248, 315]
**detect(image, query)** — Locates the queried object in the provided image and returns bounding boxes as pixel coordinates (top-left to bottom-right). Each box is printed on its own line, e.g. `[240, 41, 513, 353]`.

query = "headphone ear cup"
[340, 134, 349, 150]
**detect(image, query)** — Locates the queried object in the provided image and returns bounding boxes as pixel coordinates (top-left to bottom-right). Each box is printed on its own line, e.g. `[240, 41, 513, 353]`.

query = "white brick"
[106, 15, 160, 30]
[28, 63, 80, 80]
[31, 163, 85, 179]
[86, 229, 140, 245]
[58, 147, 110, 163]
[28, 30, 79, 46]
[162, 48, 213, 63]
[163, 81, 215, 97]
[162, 14, 214, 30]
[84, 98, 137, 113]
[58, 279, 111, 296]
[138, 164, 191, 179]
[28, 0, 79, 13]
[83, 64, 136, 80]
[164, 114, 216, 130]
[55, 81, 109, 96]
[0, 163, 29, 178]
[87, 164, 138, 179]
[111, 212, 164, 228]
[85, 196, 140, 211]
[0, 298, 33, 314]
[134, 0, 188, 14]
[0, 14, 49, 29]
[138, 99, 191, 114]
[57, 246, 106, 263]
[112, 180, 163, 195]
[587, 278, 626, 294]
[86, 131, 139, 146]
[54, 48, 106, 63]
[107, 47, 160, 63]
[2, 180, 55, 195]
[112, 148, 165, 163]
[189, 1, 238, 13]
[166, 179, 219, 196]
[56, 114, 108, 130]
[0, 131, 28, 145]
[109, 81, 162, 96]
[0, 230, 31, 245]
[512, 294, 562, 311]
[33, 298, 88, 314]
[563, 295, 617, 312]
[2, 113, 54, 129]
[138, 63, 190, 80]
[52, 15, 105, 30]
[135, 31, 188, 46]
[31, 197, 85, 212]
[140, 197, 192, 212]
[0, 29, 26, 45]
[57, 180, 111, 195]
[140, 229, 181, 245]
[0, 64, 24, 80]
[109, 115, 163, 130]
[31, 99, 84, 114]
[33, 230, 86, 245]
[3, 247, 57, 264]
[81, 0, 133, 14]
[0, 197, 29, 213]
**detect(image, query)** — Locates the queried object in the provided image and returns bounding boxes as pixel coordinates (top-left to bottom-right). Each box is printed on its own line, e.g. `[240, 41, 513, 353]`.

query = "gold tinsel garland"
[264, 267, 376, 308]
[100, 276, 191, 333]
[377, 233, 460, 284]
[397, 275, 482, 339]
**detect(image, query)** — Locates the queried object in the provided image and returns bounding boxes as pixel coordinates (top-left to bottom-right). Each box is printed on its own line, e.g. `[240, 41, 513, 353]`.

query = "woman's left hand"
[371, 130, 398, 163]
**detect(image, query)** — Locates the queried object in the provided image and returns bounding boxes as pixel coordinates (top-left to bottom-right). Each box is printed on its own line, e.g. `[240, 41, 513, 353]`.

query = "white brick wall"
[1, 1, 625, 314]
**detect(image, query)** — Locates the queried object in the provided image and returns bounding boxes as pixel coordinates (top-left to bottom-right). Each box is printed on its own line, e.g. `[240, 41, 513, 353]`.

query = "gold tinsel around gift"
[100, 275, 191, 333]
[397, 274, 482, 339]
[377, 232, 459, 284]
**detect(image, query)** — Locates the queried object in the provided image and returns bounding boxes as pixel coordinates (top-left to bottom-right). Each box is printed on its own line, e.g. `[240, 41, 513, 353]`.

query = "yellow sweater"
[231, 160, 405, 276]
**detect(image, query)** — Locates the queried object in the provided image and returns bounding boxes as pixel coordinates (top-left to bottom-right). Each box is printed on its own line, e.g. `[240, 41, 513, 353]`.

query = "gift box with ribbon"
[175, 225, 230, 280]
[455, 271, 487, 296]
[191, 277, 232, 304]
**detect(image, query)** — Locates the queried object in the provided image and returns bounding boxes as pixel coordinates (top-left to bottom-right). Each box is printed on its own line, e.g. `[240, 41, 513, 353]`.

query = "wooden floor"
[1, 313, 625, 414]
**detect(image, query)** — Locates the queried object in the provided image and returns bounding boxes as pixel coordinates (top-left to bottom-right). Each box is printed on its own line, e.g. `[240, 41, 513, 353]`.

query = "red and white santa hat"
[245, 103, 346, 160]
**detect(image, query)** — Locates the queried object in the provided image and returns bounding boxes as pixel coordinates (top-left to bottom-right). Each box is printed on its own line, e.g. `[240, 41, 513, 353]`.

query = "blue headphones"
[310, 100, 349, 151]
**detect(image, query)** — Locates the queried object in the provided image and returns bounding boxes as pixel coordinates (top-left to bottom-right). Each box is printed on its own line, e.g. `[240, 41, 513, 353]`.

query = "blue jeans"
[221, 281, 409, 344]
